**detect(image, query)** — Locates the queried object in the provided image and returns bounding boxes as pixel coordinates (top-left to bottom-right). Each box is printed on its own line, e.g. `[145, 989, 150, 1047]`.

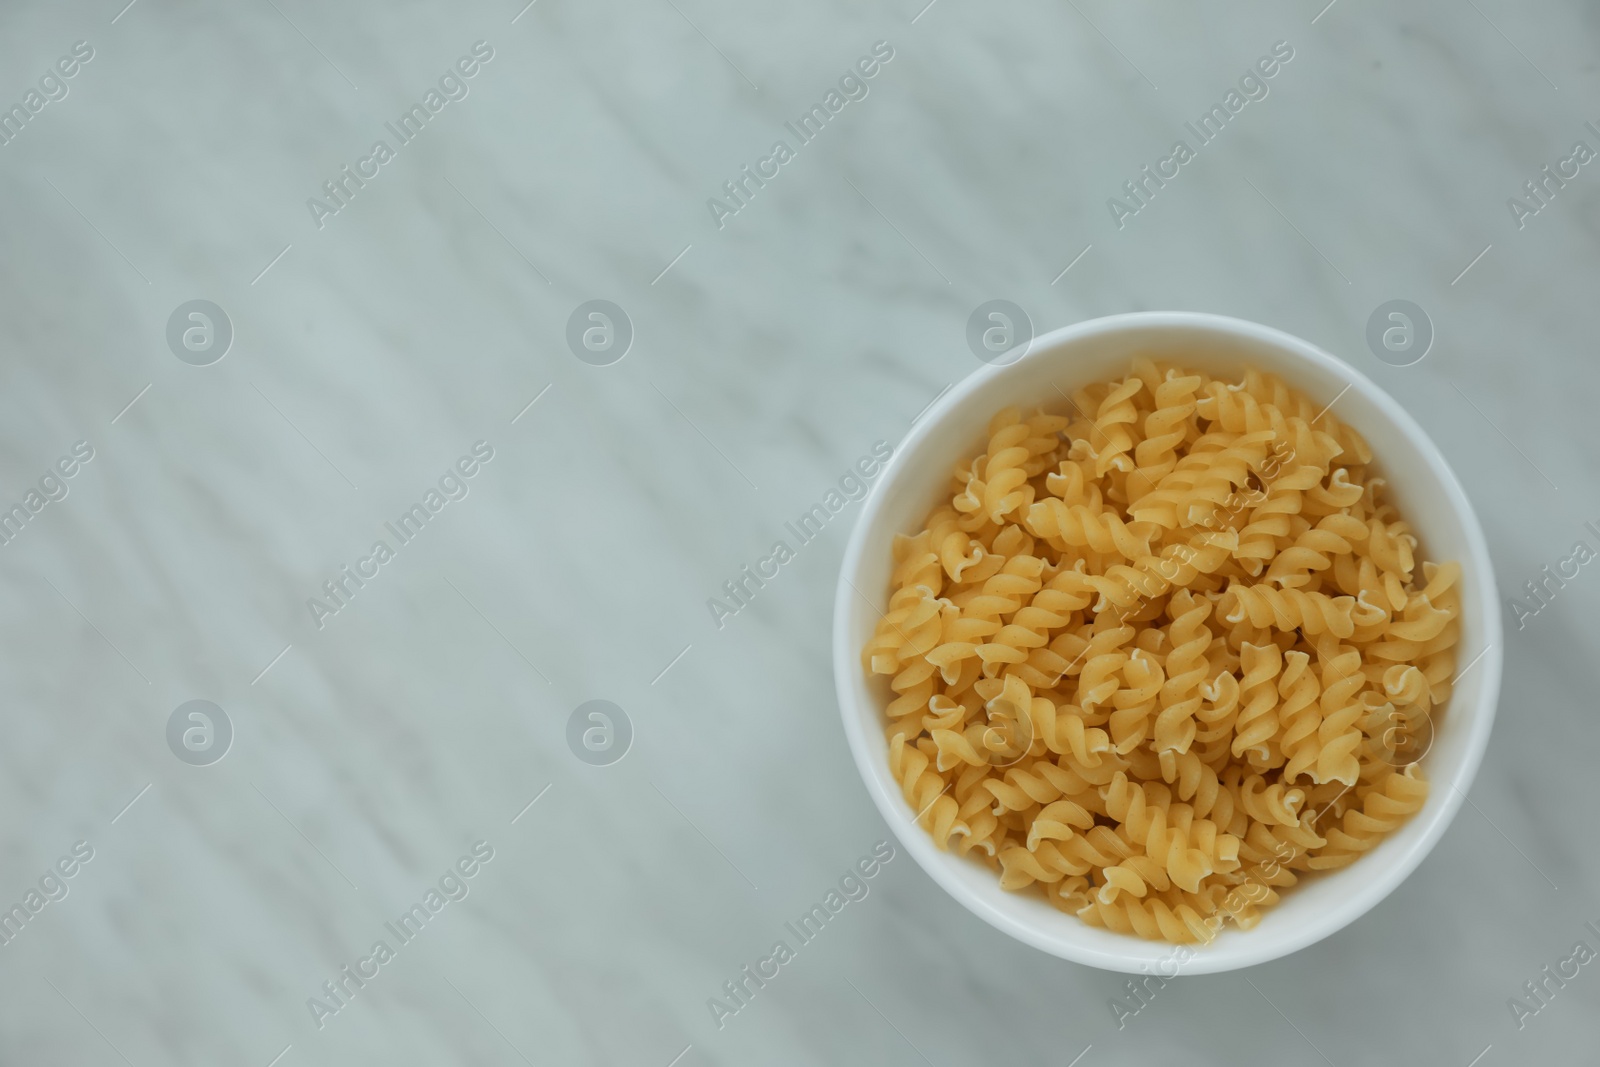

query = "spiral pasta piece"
[1276, 650, 1323, 783]
[888, 734, 968, 848]
[1263, 513, 1368, 588]
[1307, 765, 1429, 869]
[1086, 376, 1144, 476]
[1024, 498, 1152, 558]
[1108, 650, 1162, 753]
[1077, 889, 1216, 943]
[1130, 366, 1203, 501]
[1239, 774, 1306, 826]
[1230, 641, 1284, 765]
[1154, 590, 1211, 759]
[1223, 584, 1358, 639]
[1312, 637, 1365, 786]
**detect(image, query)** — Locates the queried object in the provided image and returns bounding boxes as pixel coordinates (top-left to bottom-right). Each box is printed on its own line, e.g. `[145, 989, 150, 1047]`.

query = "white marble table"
[0, 0, 1595, 1063]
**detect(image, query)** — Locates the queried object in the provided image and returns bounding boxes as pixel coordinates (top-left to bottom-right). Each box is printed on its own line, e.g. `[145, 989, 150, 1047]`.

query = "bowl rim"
[832, 310, 1503, 974]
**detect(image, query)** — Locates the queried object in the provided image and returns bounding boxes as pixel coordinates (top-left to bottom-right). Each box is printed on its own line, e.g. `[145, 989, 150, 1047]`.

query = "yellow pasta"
[864, 360, 1459, 942]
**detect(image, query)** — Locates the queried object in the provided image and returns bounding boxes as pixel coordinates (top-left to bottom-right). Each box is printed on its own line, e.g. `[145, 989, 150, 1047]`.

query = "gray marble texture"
[0, 0, 1595, 1064]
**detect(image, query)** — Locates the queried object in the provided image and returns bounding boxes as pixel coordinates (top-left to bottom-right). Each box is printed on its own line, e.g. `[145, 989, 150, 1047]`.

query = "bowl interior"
[835, 312, 1501, 974]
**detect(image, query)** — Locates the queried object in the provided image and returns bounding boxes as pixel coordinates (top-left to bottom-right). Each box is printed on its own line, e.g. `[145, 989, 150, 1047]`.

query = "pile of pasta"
[864, 360, 1461, 943]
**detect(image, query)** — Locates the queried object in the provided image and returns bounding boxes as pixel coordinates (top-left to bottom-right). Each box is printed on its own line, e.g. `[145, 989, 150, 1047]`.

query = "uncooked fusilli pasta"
[864, 360, 1460, 943]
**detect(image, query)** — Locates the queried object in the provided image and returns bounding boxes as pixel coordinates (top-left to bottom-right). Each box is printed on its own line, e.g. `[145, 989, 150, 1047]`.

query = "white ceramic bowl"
[834, 312, 1501, 974]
